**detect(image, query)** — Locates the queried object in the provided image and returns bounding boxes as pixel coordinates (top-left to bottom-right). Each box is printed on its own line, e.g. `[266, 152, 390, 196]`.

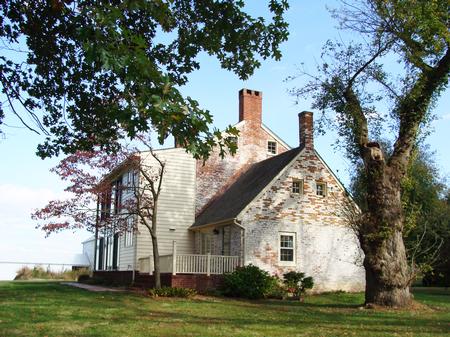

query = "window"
[279, 233, 295, 262]
[100, 190, 112, 221]
[222, 226, 231, 256]
[201, 233, 214, 254]
[292, 179, 303, 194]
[316, 182, 327, 197]
[113, 178, 123, 214]
[267, 141, 277, 154]
[124, 218, 134, 247]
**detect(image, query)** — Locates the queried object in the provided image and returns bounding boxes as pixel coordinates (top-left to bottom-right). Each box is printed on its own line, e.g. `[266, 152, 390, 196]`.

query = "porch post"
[240, 228, 245, 267]
[206, 253, 211, 276]
[172, 240, 177, 275]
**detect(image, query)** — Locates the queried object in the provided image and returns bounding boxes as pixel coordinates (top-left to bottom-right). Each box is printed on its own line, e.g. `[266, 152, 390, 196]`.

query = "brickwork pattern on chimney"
[299, 111, 314, 149]
[239, 89, 263, 124]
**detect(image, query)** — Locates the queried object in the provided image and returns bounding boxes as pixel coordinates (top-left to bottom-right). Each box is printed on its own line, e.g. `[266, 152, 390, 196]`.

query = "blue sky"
[0, 1, 449, 280]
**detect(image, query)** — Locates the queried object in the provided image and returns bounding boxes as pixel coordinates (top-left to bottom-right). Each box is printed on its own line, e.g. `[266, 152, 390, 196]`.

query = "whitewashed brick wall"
[238, 147, 365, 292]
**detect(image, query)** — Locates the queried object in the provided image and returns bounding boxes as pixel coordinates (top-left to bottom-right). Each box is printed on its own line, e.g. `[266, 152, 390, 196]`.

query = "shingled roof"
[192, 147, 302, 228]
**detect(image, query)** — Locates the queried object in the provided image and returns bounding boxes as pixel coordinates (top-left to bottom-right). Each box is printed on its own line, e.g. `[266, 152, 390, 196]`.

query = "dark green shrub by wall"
[222, 264, 276, 299]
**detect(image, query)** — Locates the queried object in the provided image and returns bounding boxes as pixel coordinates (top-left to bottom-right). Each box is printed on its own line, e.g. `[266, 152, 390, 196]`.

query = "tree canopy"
[0, 0, 289, 159]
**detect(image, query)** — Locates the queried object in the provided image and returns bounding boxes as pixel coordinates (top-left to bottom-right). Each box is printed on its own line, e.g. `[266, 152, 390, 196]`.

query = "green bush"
[265, 276, 288, 299]
[222, 264, 276, 299]
[148, 287, 197, 298]
[283, 271, 314, 298]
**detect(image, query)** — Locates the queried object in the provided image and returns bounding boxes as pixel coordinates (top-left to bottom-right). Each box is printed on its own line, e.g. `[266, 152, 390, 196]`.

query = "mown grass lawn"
[0, 282, 449, 337]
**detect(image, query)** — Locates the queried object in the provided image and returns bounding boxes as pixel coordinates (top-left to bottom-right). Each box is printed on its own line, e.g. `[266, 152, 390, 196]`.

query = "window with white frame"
[316, 182, 327, 197]
[124, 218, 134, 247]
[279, 233, 295, 263]
[267, 141, 277, 154]
[292, 178, 303, 194]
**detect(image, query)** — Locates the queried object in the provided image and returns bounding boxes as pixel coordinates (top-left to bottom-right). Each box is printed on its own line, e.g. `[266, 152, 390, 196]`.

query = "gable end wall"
[239, 148, 365, 292]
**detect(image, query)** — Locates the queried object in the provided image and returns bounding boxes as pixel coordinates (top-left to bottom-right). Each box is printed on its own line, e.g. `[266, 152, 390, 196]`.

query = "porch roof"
[192, 147, 302, 229]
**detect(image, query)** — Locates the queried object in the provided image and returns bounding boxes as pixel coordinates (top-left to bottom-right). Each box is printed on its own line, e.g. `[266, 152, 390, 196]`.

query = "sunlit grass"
[0, 281, 448, 337]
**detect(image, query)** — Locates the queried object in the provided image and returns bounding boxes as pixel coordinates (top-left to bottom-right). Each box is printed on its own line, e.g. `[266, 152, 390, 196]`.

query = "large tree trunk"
[362, 229, 411, 306]
[359, 153, 412, 307]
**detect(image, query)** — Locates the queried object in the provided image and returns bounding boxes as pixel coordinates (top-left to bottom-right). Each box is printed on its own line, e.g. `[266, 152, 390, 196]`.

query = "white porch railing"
[137, 241, 240, 276]
[176, 254, 240, 275]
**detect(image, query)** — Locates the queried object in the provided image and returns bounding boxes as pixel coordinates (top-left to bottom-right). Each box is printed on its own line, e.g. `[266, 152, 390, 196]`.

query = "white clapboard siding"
[118, 234, 135, 270]
[135, 148, 196, 267]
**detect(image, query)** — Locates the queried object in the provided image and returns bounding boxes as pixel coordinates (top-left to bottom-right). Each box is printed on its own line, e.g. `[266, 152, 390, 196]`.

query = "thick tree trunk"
[362, 229, 411, 306]
[151, 234, 161, 289]
[359, 154, 412, 307]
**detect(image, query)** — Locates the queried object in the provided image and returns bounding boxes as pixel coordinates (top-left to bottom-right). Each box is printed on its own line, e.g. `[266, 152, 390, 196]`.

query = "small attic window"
[267, 141, 277, 155]
[292, 179, 303, 194]
[316, 182, 327, 197]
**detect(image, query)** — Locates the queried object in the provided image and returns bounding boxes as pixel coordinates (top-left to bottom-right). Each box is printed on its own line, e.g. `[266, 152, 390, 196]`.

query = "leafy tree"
[32, 136, 169, 288]
[0, 0, 288, 159]
[291, 0, 449, 307]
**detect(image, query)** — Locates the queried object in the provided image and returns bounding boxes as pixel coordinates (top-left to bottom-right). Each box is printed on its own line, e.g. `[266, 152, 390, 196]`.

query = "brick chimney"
[239, 89, 262, 124]
[299, 111, 314, 149]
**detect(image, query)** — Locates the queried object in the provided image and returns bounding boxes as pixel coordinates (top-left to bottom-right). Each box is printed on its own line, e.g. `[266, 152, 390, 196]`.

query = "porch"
[138, 241, 241, 276]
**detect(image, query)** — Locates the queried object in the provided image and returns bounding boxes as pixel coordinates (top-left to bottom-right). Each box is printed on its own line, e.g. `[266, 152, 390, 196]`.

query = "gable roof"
[192, 147, 302, 228]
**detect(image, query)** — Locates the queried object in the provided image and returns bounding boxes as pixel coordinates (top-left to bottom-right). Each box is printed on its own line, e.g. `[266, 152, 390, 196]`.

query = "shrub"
[222, 264, 276, 299]
[14, 266, 33, 280]
[282, 271, 314, 298]
[148, 287, 197, 298]
[14, 266, 90, 281]
[265, 276, 288, 299]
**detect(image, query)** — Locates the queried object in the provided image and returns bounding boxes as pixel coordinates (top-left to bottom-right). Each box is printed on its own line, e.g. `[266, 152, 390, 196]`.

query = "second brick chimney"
[299, 111, 314, 150]
[239, 89, 262, 124]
